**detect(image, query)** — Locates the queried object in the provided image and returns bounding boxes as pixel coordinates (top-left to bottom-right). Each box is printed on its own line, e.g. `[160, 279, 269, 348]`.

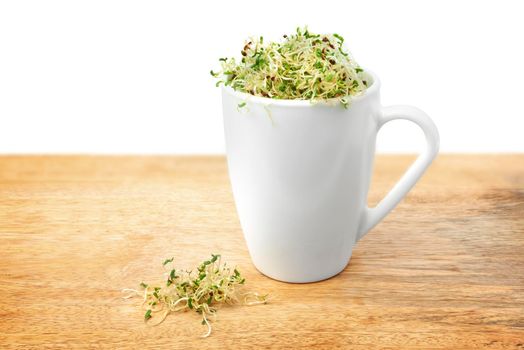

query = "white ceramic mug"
[222, 70, 439, 283]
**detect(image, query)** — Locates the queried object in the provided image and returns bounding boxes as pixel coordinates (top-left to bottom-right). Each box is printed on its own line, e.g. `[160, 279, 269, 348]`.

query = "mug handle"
[356, 105, 440, 241]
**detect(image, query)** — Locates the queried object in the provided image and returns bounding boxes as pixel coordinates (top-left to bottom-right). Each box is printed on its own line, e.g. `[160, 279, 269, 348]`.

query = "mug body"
[222, 73, 381, 283]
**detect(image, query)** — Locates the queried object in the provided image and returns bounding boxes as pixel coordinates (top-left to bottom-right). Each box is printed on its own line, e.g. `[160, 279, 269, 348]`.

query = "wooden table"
[0, 155, 523, 349]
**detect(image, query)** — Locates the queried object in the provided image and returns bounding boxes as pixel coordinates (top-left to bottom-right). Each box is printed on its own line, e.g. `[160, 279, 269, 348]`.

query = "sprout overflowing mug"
[222, 70, 439, 283]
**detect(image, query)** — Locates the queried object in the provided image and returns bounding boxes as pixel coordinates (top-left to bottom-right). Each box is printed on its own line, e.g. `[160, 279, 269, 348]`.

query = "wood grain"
[0, 155, 523, 349]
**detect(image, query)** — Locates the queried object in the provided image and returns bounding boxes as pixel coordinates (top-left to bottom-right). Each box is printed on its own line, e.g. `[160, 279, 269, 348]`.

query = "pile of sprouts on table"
[123, 254, 268, 338]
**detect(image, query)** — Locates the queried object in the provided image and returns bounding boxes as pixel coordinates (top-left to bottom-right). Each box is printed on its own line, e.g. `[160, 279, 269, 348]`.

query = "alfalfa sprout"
[123, 254, 268, 338]
[211, 26, 367, 108]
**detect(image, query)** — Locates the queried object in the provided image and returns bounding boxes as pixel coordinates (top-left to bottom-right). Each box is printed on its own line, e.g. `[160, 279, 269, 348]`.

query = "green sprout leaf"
[144, 309, 152, 321]
[333, 33, 344, 43]
[163, 257, 174, 266]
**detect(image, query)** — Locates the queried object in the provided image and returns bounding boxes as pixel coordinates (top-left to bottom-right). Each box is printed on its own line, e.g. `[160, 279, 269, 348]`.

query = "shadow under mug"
[222, 70, 439, 283]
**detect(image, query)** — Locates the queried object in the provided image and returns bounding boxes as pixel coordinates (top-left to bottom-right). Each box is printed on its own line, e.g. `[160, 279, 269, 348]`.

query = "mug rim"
[221, 69, 380, 107]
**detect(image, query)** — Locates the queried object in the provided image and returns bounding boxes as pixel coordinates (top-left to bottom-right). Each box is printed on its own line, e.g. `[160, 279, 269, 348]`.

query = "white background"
[1, 0, 523, 154]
